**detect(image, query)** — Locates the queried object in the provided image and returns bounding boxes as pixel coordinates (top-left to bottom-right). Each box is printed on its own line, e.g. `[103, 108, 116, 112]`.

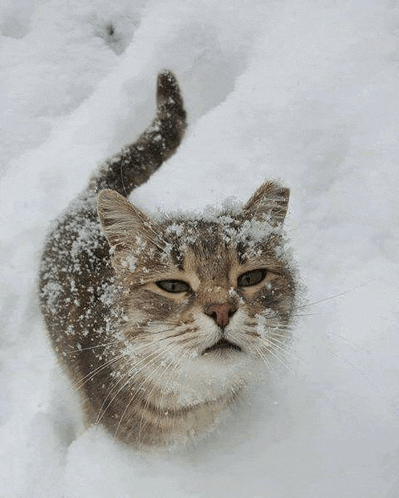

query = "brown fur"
[39, 71, 296, 448]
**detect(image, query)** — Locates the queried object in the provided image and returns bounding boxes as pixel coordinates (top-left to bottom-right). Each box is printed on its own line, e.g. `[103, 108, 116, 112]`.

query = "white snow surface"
[1, 0, 399, 496]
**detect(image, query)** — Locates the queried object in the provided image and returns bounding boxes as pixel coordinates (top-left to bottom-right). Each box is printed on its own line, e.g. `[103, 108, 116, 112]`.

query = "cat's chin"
[166, 349, 256, 407]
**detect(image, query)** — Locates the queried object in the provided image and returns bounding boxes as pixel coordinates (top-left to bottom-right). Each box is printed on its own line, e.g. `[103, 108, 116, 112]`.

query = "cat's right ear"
[97, 189, 155, 252]
[243, 181, 290, 226]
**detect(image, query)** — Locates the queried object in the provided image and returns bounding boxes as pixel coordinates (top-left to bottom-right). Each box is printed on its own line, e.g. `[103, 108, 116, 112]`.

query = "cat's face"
[97, 182, 296, 407]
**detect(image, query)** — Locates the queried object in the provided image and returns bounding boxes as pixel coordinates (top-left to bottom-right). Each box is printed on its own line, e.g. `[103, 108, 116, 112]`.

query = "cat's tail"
[89, 70, 187, 197]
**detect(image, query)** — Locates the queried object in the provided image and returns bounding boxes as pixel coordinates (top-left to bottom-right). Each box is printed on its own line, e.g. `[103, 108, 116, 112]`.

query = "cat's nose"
[205, 303, 237, 328]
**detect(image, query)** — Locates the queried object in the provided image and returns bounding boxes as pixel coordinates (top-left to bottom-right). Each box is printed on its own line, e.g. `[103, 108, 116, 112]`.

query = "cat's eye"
[237, 269, 267, 287]
[156, 280, 192, 293]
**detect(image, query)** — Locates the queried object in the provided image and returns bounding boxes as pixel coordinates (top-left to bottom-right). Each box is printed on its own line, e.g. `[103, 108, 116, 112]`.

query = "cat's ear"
[97, 189, 156, 252]
[243, 181, 290, 225]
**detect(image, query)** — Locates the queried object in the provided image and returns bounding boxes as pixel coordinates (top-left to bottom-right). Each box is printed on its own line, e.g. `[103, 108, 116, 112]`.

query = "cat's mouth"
[202, 338, 242, 355]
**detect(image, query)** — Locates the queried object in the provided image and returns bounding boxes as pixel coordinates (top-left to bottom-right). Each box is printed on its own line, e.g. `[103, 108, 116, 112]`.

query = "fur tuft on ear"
[97, 189, 154, 251]
[243, 181, 290, 225]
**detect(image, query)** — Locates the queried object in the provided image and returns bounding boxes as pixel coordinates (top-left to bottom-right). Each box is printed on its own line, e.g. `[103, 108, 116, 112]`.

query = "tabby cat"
[39, 71, 296, 447]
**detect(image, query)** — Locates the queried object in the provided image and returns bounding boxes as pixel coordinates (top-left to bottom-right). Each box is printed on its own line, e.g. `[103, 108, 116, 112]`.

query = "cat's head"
[97, 182, 296, 405]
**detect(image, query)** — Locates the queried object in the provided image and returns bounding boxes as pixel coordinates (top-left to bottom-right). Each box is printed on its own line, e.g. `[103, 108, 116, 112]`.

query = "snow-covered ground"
[1, 0, 399, 496]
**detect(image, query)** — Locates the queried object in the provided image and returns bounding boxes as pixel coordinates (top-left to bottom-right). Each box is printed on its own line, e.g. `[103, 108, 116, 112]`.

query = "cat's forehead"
[122, 212, 285, 278]
[158, 214, 281, 269]
[160, 211, 275, 244]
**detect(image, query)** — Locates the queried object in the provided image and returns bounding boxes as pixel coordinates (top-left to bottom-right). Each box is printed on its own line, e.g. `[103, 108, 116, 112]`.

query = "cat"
[39, 70, 297, 448]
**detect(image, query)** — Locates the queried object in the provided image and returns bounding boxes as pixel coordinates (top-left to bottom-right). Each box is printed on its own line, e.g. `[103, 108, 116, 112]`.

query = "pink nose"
[205, 303, 237, 328]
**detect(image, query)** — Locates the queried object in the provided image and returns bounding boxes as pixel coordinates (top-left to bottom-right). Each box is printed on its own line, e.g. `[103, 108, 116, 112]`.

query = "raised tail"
[90, 70, 187, 196]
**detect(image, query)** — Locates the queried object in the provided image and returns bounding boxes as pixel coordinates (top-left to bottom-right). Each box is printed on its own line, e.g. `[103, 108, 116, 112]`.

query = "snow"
[1, 0, 399, 496]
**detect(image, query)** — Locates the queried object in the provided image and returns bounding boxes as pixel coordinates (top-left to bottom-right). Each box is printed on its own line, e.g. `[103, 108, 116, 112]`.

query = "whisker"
[97, 341, 180, 427]
[95, 346, 163, 424]
[265, 335, 297, 361]
[115, 345, 180, 440]
[262, 342, 292, 372]
[72, 354, 125, 392]
[327, 332, 370, 354]
[95, 342, 173, 424]
[253, 344, 275, 372]
[137, 357, 178, 443]
[266, 324, 293, 332]
[141, 324, 194, 337]
[66, 339, 119, 355]
[330, 349, 389, 402]
[295, 283, 370, 311]
[290, 312, 320, 318]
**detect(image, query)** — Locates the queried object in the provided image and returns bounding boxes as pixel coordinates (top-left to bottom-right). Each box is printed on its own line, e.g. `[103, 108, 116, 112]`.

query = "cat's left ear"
[243, 181, 290, 225]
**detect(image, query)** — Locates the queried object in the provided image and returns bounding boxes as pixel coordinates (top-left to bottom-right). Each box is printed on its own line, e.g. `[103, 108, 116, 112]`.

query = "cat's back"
[39, 193, 113, 368]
